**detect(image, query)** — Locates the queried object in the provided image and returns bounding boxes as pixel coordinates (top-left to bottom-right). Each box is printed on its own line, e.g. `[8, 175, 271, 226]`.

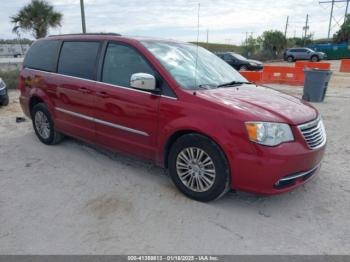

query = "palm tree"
[11, 0, 62, 39]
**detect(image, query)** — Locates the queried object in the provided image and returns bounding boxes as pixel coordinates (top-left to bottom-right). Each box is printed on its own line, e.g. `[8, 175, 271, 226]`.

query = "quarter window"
[23, 40, 60, 72]
[58, 41, 100, 80]
[102, 43, 155, 87]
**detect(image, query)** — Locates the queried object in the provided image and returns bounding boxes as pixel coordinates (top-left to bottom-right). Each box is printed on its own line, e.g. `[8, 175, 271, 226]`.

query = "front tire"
[31, 103, 64, 145]
[311, 55, 319, 62]
[0, 95, 9, 106]
[168, 134, 230, 202]
[239, 65, 248, 71]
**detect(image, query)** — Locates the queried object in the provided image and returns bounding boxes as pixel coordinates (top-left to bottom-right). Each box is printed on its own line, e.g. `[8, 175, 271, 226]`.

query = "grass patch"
[0, 70, 20, 89]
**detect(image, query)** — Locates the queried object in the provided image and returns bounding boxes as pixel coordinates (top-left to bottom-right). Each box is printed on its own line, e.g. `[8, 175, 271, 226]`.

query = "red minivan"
[19, 33, 326, 201]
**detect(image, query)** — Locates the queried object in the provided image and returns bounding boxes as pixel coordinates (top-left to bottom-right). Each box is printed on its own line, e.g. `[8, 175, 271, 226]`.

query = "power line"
[319, 0, 349, 38]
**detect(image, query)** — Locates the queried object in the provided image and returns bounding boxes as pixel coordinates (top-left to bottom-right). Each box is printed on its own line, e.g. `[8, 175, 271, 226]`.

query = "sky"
[0, 0, 349, 44]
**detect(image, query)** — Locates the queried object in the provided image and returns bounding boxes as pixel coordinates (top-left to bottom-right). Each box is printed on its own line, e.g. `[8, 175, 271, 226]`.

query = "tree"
[261, 30, 287, 57]
[287, 34, 314, 47]
[10, 0, 62, 39]
[242, 36, 260, 57]
[333, 14, 350, 43]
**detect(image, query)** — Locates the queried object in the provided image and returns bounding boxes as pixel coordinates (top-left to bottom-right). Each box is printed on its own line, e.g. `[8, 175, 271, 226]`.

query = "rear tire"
[31, 103, 64, 145]
[0, 95, 9, 106]
[168, 134, 230, 202]
[287, 56, 294, 63]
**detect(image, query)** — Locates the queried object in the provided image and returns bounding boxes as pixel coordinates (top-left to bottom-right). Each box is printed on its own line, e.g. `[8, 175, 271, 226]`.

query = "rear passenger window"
[223, 54, 232, 60]
[24, 40, 60, 72]
[58, 41, 100, 80]
[102, 43, 154, 87]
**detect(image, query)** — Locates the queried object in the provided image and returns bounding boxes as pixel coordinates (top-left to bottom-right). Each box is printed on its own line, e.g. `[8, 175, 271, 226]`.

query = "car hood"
[197, 84, 317, 125]
[247, 59, 263, 65]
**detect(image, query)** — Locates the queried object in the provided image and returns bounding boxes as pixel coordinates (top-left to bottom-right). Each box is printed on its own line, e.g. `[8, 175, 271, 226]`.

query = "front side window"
[102, 43, 154, 87]
[142, 41, 247, 90]
[232, 53, 247, 61]
[58, 41, 100, 80]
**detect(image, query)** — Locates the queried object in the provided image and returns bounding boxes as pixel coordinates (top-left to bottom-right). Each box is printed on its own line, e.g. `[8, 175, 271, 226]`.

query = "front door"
[92, 42, 160, 160]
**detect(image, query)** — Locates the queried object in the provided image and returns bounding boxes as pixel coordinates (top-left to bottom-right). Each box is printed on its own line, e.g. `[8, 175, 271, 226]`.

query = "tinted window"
[102, 43, 154, 87]
[24, 40, 60, 72]
[58, 41, 100, 80]
[223, 54, 233, 60]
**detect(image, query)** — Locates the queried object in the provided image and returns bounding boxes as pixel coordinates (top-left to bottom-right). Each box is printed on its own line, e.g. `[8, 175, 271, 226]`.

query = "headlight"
[0, 79, 6, 91]
[245, 122, 294, 146]
[249, 62, 257, 66]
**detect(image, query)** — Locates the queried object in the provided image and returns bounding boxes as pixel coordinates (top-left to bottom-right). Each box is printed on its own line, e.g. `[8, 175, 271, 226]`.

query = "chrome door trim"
[25, 67, 178, 100]
[55, 107, 149, 137]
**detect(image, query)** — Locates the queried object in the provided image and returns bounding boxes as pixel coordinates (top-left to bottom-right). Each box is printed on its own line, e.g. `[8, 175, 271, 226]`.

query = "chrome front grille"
[298, 117, 326, 149]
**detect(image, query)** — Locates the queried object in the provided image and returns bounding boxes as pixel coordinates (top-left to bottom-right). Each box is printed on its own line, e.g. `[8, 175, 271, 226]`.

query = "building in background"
[0, 44, 30, 57]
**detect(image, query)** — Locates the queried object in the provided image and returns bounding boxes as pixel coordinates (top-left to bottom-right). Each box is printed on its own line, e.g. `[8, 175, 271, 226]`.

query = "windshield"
[142, 41, 247, 90]
[232, 53, 247, 61]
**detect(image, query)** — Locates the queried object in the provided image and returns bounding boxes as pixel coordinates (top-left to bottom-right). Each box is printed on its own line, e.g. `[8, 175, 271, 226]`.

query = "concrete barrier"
[340, 59, 350, 73]
[295, 61, 331, 70]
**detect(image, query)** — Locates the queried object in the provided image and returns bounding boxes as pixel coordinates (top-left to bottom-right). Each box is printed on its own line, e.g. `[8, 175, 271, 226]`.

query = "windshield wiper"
[197, 84, 217, 90]
[217, 81, 253, 88]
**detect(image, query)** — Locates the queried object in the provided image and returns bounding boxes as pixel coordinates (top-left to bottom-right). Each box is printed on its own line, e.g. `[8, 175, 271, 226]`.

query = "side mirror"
[130, 73, 156, 91]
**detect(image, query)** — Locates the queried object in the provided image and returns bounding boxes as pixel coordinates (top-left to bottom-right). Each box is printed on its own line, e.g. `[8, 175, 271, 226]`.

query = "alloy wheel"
[34, 111, 50, 139]
[176, 147, 216, 192]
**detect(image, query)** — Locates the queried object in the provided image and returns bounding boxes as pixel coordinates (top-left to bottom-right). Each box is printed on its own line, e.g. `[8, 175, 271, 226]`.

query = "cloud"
[1, 0, 348, 44]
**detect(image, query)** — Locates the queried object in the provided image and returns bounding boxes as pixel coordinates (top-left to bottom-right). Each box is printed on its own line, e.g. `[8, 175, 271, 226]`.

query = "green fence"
[308, 42, 350, 60]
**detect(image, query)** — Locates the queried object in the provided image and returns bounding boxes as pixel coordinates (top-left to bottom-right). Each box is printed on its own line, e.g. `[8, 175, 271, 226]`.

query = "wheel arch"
[29, 96, 44, 116]
[163, 129, 229, 170]
[310, 54, 319, 61]
[28, 88, 55, 118]
[287, 55, 294, 60]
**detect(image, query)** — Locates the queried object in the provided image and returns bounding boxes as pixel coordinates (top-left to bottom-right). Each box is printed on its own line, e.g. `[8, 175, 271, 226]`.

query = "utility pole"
[80, 0, 86, 33]
[243, 31, 254, 44]
[206, 29, 209, 44]
[319, 0, 350, 38]
[284, 16, 289, 38]
[303, 14, 309, 39]
[328, 0, 335, 38]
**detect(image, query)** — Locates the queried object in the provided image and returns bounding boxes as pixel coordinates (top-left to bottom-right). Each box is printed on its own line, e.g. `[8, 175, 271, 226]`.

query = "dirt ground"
[0, 60, 350, 254]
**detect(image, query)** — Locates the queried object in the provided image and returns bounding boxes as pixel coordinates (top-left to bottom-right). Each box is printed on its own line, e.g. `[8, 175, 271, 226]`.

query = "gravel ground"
[0, 61, 350, 254]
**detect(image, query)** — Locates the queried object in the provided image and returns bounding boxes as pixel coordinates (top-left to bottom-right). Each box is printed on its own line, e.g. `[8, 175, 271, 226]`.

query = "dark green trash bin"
[303, 68, 332, 102]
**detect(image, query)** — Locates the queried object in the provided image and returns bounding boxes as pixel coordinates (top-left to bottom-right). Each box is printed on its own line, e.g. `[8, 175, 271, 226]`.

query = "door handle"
[96, 91, 110, 98]
[78, 87, 92, 94]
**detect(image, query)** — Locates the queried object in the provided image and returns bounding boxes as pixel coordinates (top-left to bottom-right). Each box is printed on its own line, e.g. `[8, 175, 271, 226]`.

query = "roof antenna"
[194, 2, 200, 90]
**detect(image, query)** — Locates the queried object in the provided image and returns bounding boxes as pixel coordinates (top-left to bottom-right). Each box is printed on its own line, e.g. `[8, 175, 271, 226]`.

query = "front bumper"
[248, 65, 264, 71]
[0, 87, 8, 103]
[0, 87, 7, 96]
[229, 125, 326, 195]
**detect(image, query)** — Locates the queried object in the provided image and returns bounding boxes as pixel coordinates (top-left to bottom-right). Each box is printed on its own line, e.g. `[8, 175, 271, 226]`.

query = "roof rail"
[48, 33, 122, 37]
